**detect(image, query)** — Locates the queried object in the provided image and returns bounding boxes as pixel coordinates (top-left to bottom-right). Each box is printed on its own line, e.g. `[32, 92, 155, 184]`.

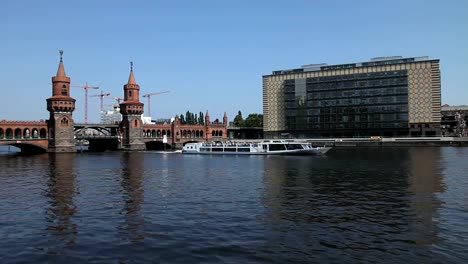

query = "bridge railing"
[75, 135, 118, 140]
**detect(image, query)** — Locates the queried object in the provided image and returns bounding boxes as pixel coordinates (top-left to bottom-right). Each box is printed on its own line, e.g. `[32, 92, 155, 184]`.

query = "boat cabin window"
[269, 144, 286, 151]
[285, 144, 303, 150]
[238, 148, 250, 152]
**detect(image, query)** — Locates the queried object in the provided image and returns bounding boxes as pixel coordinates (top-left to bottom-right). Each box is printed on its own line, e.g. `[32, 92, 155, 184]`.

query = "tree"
[185, 111, 191, 124]
[199, 112, 204, 125]
[244, 114, 263, 127]
[180, 114, 185, 124]
[233, 110, 244, 127]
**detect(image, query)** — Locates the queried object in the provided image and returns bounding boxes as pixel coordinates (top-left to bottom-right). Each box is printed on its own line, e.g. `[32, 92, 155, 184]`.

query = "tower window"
[61, 117, 69, 126]
[62, 84, 68, 96]
[129, 91, 133, 98]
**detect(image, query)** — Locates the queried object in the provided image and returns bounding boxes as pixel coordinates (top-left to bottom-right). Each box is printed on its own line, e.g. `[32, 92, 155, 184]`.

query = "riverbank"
[305, 137, 468, 147]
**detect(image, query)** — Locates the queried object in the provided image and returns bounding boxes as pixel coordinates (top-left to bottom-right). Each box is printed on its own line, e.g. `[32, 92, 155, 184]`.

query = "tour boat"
[182, 140, 331, 155]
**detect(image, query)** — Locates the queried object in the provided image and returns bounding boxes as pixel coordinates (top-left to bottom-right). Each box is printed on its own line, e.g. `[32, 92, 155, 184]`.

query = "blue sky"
[1, 0, 467, 123]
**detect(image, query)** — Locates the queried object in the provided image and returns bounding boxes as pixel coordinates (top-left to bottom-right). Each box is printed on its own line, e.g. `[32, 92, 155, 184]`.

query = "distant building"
[100, 106, 122, 124]
[263, 56, 441, 138]
[227, 126, 264, 139]
[141, 115, 154, 124]
[441, 104, 468, 137]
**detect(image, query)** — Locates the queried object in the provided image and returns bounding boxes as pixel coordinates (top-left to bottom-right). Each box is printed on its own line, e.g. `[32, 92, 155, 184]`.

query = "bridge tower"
[119, 62, 146, 150]
[205, 110, 210, 124]
[46, 50, 76, 152]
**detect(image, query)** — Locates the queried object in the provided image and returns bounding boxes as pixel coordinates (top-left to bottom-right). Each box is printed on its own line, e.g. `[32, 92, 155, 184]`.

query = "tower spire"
[56, 50, 67, 77]
[128, 61, 136, 84]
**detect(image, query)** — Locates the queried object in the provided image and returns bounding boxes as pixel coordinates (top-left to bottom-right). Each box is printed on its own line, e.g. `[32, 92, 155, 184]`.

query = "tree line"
[178, 110, 263, 127]
[233, 111, 263, 127]
[179, 111, 206, 125]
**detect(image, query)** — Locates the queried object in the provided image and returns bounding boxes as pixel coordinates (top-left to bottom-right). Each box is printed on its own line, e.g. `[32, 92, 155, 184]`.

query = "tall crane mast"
[142, 91, 171, 118]
[71, 81, 99, 123]
[90, 91, 111, 112]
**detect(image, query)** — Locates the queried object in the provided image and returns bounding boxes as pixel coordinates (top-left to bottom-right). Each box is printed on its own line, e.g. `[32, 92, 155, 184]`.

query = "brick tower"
[46, 50, 76, 152]
[223, 112, 228, 126]
[119, 62, 146, 150]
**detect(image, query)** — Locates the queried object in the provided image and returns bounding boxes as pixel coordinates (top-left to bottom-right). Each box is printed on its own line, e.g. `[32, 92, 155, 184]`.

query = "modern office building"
[263, 56, 441, 138]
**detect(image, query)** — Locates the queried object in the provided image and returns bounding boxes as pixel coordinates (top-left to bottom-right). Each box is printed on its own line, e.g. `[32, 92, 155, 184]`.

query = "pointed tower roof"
[52, 50, 70, 84]
[128, 61, 136, 84]
[56, 50, 67, 77]
[223, 112, 227, 118]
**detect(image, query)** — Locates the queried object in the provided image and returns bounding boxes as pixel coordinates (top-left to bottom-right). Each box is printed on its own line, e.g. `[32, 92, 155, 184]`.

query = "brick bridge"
[0, 120, 49, 153]
[0, 117, 227, 153]
[0, 51, 227, 153]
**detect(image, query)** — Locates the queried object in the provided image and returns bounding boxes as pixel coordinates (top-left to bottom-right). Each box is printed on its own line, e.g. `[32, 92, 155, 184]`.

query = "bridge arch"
[74, 126, 112, 137]
[6, 128, 13, 139]
[145, 140, 172, 151]
[14, 128, 22, 139]
[32, 129, 38, 138]
[0, 142, 47, 154]
[0, 128, 3, 139]
[40, 128, 47, 138]
[23, 128, 30, 138]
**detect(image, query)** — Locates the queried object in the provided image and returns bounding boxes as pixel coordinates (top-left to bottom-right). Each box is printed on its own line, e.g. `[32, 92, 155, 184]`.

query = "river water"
[0, 147, 467, 263]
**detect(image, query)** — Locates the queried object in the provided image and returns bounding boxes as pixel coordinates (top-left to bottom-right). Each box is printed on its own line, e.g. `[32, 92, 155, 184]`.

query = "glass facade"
[284, 70, 410, 137]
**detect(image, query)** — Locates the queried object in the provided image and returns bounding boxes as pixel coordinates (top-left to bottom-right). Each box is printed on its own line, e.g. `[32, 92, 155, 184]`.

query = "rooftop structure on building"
[269, 56, 433, 76]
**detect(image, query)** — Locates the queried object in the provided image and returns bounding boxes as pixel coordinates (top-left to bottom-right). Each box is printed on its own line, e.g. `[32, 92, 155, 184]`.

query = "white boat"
[182, 140, 331, 155]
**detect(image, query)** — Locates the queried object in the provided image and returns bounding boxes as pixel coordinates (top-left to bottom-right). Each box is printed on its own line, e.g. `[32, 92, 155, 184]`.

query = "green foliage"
[199, 112, 205, 125]
[233, 111, 244, 127]
[180, 110, 205, 125]
[244, 114, 263, 127]
[180, 114, 185, 123]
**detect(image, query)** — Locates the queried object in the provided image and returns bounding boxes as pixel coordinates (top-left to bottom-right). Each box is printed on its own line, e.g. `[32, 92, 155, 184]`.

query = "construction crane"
[104, 95, 124, 104]
[90, 91, 111, 112]
[142, 91, 171, 118]
[71, 82, 99, 123]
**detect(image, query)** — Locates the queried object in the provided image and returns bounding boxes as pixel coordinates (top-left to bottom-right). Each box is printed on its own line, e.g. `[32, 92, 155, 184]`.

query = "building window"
[61, 117, 69, 126]
[62, 85, 68, 96]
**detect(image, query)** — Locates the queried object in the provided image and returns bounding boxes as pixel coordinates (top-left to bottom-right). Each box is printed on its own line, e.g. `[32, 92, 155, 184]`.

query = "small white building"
[100, 105, 122, 124]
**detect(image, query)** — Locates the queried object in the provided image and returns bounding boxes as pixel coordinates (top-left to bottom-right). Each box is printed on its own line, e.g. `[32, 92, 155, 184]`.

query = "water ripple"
[0, 148, 467, 263]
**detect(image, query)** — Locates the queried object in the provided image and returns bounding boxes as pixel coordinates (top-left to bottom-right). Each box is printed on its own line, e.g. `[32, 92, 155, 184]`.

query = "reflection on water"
[119, 152, 146, 242]
[260, 148, 445, 262]
[44, 154, 78, 248]
[0, 148, 467, 263]
[407, 148, 444, 246]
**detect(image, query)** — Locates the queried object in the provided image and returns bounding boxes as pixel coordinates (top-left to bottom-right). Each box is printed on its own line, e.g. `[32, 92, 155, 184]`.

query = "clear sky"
[1, 0, 467, 123]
